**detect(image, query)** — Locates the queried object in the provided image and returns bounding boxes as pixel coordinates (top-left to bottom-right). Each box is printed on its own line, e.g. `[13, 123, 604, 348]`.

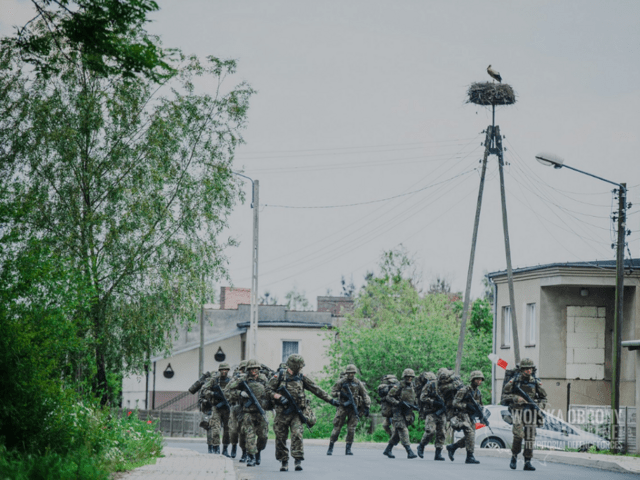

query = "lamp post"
[233, 172, 259, 360]
[535, 153, 627, 452]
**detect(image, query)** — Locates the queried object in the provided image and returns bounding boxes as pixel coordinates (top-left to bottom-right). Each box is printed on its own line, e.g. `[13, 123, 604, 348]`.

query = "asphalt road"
[166, 440, 639, 480]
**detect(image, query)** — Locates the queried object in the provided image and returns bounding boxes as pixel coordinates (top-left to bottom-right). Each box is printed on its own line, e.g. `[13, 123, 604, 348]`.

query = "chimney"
[220, 287, 251, 310]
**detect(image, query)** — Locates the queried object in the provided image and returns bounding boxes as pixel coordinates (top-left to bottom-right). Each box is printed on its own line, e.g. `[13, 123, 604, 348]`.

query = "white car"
[453, 405, 610, 451]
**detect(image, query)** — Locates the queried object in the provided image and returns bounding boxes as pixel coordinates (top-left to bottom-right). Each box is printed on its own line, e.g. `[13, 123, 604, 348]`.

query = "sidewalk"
[114, 447, 235, 480]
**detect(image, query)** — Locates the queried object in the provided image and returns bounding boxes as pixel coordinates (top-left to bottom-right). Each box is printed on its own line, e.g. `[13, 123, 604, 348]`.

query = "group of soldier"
[190, 354, 547, 473]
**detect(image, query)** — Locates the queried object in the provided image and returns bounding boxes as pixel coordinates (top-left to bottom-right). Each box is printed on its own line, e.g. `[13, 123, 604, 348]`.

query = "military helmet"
[520, 358, 535, 369]
[219, 362, 230, 371]
[469, 370, 485, 381]
[345, 364, 358, 374]
[425, 372, 437, 381]
[239, 360, 248, 370]
[287, 354, 305, 372]
[402, 368, 416, 378]
[437, 367, 449, 376]
[245, 359, 261, 370]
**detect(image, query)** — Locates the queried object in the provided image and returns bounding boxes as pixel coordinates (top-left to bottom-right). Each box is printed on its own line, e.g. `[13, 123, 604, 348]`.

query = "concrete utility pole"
[249, 180, 260, 360]
[199, 303, 205, 377]
[612, 183, 627, 451]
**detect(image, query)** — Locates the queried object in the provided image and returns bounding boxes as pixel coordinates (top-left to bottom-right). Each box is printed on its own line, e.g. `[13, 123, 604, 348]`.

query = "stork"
[487, 65, 502, 83]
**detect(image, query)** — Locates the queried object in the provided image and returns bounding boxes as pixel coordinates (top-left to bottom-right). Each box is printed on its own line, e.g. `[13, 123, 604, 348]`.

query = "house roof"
[236, 321, 332, 329]
[150, 327, 246, 362]
[487, 258, 640, 280]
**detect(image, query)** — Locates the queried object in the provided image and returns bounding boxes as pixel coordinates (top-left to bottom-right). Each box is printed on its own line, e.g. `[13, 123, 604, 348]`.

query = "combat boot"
[465, 452, 480, 464]
[207, 444, 213, 454]
[326, 441, 334, 456]
[239, 448, 247, 463]
[345, 443, 353, 456]
[294, 459, 303, 471]
[417, 442, 425, 458]
[246, 454, 256, 467]
[212, 445, 220, 454]
[434, 447, 445, 461]
[405, 445, 417, 459]
[255, 451, 261, 465]
[446, 443, 458, 461]
[280, 460, 288, 471]
[230, 444, 237, 458]
[524, 460, 536, 471]
[222, 445, 230, 457]
[510, 455, 517, 469]
[383, 443, 395, 459]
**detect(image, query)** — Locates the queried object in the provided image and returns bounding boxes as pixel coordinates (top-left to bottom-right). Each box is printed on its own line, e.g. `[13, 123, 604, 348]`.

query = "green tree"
[284, 286, 311, 311]
[0, 25, 253, 403]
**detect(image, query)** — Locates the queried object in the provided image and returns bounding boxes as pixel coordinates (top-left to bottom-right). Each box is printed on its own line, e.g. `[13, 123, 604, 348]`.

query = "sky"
[2, 0, 639, 307]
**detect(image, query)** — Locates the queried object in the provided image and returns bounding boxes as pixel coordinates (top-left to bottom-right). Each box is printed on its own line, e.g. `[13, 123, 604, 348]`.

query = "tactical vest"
[396, 383, 416, 404]
[241, 376, 267, 413]
[338, 378, 363, 406]
[275, 371, 307, 406]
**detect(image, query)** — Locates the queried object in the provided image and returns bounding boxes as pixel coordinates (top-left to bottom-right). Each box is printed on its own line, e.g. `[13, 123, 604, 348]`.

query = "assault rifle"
[277, 385, 313, 432]
[401, 401, 420, 412]
[463, 390, 494, 434]
[211, 384, 230, 410]
[433, 394, 447, 416]
[513, 383, 547, 419]
[340, 383, 360, 420]
[240, 380, 268, 422]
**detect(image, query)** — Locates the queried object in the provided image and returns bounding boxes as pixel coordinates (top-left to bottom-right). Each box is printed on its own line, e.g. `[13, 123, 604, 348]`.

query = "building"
[487, 259, 640, 452]
[121, 288, 354, 411]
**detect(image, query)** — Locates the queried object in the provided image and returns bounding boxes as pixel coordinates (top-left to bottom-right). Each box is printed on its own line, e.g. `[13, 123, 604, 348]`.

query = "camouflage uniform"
[227, 361, 247, 458]
[201, 364, 232, 452]
[416, 372, 446, 460]
[268, 354, 335, 471]
[383, 369, 418, 459]
[227, 360, 269, 466]
[377, 374, 399, 439]
[446, 370, 484, 464]
[327, 365, 371, 455]
[502, 358, 547, 471]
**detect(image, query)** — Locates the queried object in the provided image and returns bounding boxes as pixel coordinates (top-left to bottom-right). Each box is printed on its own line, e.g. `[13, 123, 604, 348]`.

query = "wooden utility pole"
[456, 107, 522, 373]
[455, 127, 492, 374]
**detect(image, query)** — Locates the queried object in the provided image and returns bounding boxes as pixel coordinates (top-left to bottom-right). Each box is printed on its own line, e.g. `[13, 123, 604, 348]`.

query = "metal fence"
[119, 409, 207, 437]
[569, 405, 636, 452]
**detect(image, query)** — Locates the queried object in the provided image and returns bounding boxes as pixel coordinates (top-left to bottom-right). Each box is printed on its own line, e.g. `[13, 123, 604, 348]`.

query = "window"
[525, 303, 536, 346]
[282, 341, 299, 363]
[501, 306, 512, 348]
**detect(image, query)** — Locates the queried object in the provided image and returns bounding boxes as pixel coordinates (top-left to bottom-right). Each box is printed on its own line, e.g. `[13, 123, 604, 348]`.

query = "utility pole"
[249, 180, 260, 360]
[455, 127, 491, 374]
[199, 302, 204, 377]
[611, 183, 627, 451]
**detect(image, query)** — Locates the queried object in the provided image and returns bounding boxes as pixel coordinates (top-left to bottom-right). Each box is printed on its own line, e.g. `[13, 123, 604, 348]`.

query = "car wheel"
[481, 437, 505, 449]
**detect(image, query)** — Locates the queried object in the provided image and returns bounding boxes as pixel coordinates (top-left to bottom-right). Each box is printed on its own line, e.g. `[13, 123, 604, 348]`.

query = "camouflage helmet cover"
[218, 363, 230, 371]
[470, 370, 485, 381]
[345, 364, 358, 374]
[437, 367, 449, 376]
[287, 354, 305, 372]
[402, 368, 416, 378]
[425, 372, 437, 381]
[520, 358, 535, 369]
[245, 359, 261, 370]
[239, 360, 248, 370]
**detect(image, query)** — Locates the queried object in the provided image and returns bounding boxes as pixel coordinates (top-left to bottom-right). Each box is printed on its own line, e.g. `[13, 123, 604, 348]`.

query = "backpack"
[437, 370, 464, 407]
[377, 375, 399, 418]
[500, 366, 538, 406]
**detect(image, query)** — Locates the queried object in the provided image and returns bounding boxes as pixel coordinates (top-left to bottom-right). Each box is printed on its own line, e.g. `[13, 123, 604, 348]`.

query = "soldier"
[327, 364, 371, 456]
[416, 371, 446, 461]
[383, 368, 418, 459]
[227, 359, 269, 467]
[445, 370, 485, 464]
[201, 363, 232, 455]
[502, 358, 547, 471]
[227, 360, 247, 460]
[376, 374, 399, 439]
[188, 370, 214, 442]
[268, 354, 339, 472]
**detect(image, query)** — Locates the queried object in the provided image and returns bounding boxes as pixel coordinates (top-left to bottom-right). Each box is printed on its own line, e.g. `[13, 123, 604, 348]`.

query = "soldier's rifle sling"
[240, 380, 268, 422]
[340, 384, 360, 420]
[277, 385, 313, 432]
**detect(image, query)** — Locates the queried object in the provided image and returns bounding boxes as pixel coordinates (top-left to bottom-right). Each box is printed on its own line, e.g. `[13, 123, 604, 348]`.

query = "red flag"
[497, 358, 508, 370]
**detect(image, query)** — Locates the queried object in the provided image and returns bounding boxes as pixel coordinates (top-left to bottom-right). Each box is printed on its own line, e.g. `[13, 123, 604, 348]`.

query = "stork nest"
[467, 82, 516, 106]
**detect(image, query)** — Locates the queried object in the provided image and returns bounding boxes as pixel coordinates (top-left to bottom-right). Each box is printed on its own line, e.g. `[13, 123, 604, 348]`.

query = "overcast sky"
[2, 0, 639, 306]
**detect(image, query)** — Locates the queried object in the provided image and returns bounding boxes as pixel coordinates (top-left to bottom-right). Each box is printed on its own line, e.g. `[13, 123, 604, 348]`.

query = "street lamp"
[535, 153, 627, 452]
